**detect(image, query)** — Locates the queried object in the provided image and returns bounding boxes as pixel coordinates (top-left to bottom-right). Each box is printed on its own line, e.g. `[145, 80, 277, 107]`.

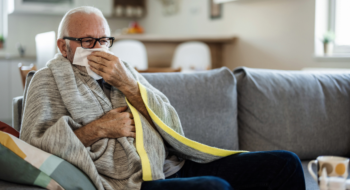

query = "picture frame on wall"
[209, 0, 222, 19]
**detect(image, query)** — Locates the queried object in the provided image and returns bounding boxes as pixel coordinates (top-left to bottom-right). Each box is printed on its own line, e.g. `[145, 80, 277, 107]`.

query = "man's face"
[64, 13, 108, 63]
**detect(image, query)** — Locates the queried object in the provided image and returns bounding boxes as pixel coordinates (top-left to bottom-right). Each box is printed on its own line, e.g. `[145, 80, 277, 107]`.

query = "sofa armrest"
[12, 96, 23, 132]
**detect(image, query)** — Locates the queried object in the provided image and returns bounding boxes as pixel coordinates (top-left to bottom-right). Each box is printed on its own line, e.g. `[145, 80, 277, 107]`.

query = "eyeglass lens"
[81, 38, 112, 48]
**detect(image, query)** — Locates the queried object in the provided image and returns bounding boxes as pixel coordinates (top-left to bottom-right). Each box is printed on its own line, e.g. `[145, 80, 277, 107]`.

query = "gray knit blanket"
[20, 54, 245, 190]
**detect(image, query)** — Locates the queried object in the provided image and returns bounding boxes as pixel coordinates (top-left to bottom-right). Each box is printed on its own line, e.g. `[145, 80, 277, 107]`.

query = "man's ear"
[57, 39, 68, 57]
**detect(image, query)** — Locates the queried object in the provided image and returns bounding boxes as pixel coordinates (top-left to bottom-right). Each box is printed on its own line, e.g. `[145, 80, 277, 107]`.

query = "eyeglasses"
[63, 36, 115, 49]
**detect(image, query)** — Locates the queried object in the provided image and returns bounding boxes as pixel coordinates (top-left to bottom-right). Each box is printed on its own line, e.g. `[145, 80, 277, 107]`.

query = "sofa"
[2, 67, 350, 190]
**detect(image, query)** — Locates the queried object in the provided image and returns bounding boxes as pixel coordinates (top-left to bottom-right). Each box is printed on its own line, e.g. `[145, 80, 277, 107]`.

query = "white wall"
[0, 13, 132, 123]
[141, 0, 350, 70]
[6, 14, 131, 57]
[5, 0, 350, 69]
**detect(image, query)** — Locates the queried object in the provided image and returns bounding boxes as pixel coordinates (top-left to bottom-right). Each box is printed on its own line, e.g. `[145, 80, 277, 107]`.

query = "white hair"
[57, 6, 111, 40]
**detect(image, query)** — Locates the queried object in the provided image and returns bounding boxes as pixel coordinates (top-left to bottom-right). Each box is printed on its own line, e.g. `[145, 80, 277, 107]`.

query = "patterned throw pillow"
[0, 121, 19, 138]
[0, 131, 96, 190]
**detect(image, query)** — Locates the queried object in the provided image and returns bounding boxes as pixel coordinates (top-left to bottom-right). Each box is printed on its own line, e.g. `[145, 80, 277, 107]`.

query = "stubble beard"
[66, 44, 74, 64]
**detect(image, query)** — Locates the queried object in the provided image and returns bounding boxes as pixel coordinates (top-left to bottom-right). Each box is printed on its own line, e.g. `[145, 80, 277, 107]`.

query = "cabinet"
[214, 0, 236, 3]
[113, 0, 146, 18]
[82, 0, 114, 17]
[0, 58, 35, 124]
[11, 0, 146, 18]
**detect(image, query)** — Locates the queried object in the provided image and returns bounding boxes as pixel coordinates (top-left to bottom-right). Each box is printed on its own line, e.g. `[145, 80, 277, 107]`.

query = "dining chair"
[110, 40, 148, 70]
[171, 41, 211, 72]
[18, 63, 37, 89]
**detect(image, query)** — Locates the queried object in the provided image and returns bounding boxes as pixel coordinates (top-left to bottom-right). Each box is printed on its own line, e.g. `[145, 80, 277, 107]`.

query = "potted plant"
[322, 31, 335, 55]
[0, 35, 4, 49]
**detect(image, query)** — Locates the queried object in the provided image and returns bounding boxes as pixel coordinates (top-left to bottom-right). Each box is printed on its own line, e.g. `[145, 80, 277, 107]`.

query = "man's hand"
[98, 106, 135, 139]
[87, 52, 138, 94]
[86, 51, 157, 136]
[74, 106, 135, 147]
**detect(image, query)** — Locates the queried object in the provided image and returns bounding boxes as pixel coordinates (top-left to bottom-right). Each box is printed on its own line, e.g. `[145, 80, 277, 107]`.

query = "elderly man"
[20, 6, 305, 190]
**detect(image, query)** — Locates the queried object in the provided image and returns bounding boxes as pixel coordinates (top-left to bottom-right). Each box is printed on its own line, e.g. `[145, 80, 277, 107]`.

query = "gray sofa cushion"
[234, 67, 350, 160]
[302, 161, 318, 190]
[12, 97, 22, 132]
[142, 67, 239, 150]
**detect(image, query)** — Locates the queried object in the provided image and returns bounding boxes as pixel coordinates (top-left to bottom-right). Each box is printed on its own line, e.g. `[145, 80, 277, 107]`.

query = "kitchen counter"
[0, 51, 36, 60]
[113, 34, 236, 43]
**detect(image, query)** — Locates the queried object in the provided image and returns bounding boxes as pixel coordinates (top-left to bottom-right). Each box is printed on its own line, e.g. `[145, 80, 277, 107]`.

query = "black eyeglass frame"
[63, 36, 115, 49]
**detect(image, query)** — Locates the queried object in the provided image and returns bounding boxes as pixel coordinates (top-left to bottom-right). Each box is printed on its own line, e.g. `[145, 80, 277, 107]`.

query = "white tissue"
[72, 47, 114, 80]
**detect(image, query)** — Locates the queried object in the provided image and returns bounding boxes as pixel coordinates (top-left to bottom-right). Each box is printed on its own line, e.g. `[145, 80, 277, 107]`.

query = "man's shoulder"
[29, 67, 56, 88]
[31, 53, 69, 82]
[32, 67, 54, 80]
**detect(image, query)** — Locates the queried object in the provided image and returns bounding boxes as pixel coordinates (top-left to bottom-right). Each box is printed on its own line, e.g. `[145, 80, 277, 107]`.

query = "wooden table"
[112, 34, 237, 69]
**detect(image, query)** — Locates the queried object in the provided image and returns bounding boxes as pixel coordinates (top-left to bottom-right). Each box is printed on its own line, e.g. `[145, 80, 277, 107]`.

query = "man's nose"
[94, 40, 102, 48]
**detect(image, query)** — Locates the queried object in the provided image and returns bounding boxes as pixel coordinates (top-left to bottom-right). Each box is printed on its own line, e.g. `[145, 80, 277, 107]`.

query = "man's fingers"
[87, 54, 108, 66]
[129, 132, 136, 138]
[126, 112, 133, 119]
[91, 51, 115, 61]
[88, 61, 107, 73]
[90, 66, 104, 76]
[115, 106, 128, 112]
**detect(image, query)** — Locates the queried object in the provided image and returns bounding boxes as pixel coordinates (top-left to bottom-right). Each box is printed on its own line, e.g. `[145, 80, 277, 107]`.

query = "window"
[329, 0, 350, 55]
[0, 0, 11, 50]
[0, 1, 5, 48]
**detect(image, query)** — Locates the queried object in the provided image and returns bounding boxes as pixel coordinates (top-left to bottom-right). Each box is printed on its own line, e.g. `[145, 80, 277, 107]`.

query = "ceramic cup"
[308, 156, 349, 181]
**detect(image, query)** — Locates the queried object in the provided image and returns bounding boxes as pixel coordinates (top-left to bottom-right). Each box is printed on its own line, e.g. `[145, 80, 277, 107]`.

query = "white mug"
[308, 156, 349, 181]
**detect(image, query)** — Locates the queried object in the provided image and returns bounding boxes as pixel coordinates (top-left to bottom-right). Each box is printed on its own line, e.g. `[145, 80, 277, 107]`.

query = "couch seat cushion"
[302, 160, 318, 190]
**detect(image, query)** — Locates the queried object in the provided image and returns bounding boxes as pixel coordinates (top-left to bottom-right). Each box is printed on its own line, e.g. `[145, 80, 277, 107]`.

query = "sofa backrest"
[142, 67, 239, 150]
[15, 68, 239, 150]
[234, 67, 350, 160]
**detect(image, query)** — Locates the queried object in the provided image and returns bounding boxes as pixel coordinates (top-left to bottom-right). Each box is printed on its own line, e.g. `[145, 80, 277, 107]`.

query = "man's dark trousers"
[141, 150, 306, 190]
